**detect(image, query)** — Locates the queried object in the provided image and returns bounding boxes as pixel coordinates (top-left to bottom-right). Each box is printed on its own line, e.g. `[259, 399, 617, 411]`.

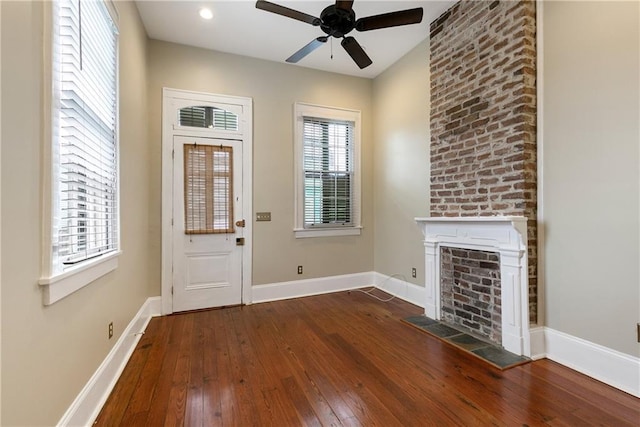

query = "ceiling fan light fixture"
[199, 8, 213, 20]
[255, 0, 423, 69]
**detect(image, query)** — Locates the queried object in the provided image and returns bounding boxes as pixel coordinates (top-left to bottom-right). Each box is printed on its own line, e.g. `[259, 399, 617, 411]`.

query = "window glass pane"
[184, 145, 235, 234]
[54, 0, 118, 266]
[302, 117, 354, 227]
[178, 106, 239, 131]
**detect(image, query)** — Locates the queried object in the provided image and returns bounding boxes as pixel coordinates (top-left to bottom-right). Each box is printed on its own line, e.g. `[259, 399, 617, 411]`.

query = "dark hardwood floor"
[95, 290, 640, 426]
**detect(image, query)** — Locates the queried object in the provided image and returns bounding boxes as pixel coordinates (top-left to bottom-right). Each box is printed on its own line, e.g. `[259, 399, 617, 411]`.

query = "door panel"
[185, 254, 230, 289]
[173, 136, 243, 312]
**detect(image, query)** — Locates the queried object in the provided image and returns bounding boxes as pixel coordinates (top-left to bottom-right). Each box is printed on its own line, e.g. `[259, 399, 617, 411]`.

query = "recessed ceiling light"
[199, 8, 213, 20]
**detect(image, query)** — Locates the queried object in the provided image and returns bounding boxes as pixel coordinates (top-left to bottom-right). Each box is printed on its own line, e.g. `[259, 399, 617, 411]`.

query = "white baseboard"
[251, 271, 426, 308]
[57, 296, 162, 427]
[371, 272, 426, 308]
[529, 326, 546, 360]
[543, 327, 640, 397]
[252, 272, 375, 303]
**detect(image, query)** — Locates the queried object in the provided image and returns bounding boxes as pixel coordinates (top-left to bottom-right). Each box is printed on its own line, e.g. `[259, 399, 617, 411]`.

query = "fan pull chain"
[330, 37, 333, 60]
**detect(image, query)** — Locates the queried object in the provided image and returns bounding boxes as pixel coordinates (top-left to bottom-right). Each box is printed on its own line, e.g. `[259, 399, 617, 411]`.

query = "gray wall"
[372, 38, 430, 285]
[1, 1, 151, 425]
[1, 1, 638, 425]
[372, 1, 640, 358]
[542, 1, 639, 356]
[146, 40, 375, 288]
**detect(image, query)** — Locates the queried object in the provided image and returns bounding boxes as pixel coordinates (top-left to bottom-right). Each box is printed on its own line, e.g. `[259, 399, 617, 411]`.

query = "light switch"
[256, 212, 271, 221]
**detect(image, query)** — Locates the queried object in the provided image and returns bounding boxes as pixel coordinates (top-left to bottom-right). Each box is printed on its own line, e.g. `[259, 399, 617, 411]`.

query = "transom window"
[294, 103, 361, 238]
[178, 106, 239, 131]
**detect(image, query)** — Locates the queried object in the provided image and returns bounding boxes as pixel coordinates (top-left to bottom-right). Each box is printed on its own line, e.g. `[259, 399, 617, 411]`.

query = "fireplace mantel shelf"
[414, 216, 525, 223]
[415, 215, 530, 356]
[415, 216, 527, 253]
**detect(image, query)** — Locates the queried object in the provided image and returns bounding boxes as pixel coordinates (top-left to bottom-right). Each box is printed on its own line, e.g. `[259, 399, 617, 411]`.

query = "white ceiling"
[135, 0, 455, 78]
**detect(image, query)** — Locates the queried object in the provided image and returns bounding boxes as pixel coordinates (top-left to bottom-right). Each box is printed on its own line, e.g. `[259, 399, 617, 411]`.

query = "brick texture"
[441, 247, 501, 344]
[430, 0, 538, 323]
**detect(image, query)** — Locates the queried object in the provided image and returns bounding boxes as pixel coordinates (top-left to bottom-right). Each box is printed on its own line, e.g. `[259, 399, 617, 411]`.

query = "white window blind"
[53, 0, 119, 267]
[302, 117, 354, 228]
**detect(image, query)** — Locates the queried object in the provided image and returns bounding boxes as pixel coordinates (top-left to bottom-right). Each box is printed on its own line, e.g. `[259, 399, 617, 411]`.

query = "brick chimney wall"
[429, 0, 537, 323]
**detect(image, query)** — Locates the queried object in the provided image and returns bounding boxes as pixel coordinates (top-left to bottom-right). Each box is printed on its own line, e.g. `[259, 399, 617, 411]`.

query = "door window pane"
[184, 144, 234, 234]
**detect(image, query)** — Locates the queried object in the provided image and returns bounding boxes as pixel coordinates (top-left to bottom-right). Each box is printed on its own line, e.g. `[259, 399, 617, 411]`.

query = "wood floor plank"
[118, 317, 172, 424]
[206, 308, 240, 426]
[317, 293, 585, 425]
[235, 304, 322, 425]
[519, 359, 640, 426]
[252, 302, 345, 426]
[300, 294, 503, 425]
[221, 307, 262, 426]
[280, 376, 324, 427]
[184, 312, 205, 427]
[270, 314, 370, 423]
[93, 319, 158, 426]
[201, 309, 223, 426]
[227, 306, 295, 425]
[95, 291, 640, 426]
[144, 314, 187, 426]
[163, 314, 195, 427]
[290, 314, 423, 426]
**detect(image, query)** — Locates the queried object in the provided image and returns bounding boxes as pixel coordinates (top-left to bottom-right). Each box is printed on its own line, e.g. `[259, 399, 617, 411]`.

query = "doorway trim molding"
[161, 88, 253, 314]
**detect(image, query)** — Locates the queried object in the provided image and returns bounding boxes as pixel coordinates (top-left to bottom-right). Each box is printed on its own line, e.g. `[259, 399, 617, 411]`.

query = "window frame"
[293, 102, 362, 238]
[39, 0, 121, 305]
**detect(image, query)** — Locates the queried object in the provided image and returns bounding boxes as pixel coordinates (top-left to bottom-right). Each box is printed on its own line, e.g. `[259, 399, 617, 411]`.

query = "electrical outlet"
[412, 267, 417, 278]
[108, 322, 113, 339]
[297, 265, 303, 275]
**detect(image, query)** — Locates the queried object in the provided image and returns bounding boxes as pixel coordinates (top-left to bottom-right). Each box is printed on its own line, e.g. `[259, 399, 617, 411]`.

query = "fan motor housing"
[320, 5, 356, 38]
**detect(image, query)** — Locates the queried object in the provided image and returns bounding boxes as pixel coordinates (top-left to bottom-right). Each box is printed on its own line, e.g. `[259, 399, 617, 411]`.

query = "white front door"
[172, 135, 243, 312]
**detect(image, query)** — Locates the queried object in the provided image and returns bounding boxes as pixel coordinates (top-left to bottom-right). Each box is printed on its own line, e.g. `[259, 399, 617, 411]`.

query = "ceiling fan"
[255, 0, 424, 69]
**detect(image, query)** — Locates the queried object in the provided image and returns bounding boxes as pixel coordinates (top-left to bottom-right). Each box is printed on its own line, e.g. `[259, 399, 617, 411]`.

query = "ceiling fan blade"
[341, 36, 372, 69]
[255, 0, 321, 26]
[286, 37, 328, 63]
[355, 7, 423, 32]
[335, 0, 354, 11]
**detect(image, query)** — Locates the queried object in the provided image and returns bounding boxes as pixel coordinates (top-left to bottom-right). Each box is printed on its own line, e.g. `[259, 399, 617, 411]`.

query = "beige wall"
[543, 1, 639, 356]
[372, 1, 640, 358]
[372, 39, 430, 285]
[1, 1, 638, 424]
[0, 1, 3, 422]
[0, 1, 151, 425]
[147, 40, 374, 287]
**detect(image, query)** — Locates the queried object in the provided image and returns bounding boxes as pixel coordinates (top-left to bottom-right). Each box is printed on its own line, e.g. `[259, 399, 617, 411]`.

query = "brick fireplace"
[415, 217, 530, 356]
[427, 0, 537, 342]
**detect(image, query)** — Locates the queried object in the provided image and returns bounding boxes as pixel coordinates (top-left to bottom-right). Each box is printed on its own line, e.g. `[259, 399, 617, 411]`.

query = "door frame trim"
[161, 88, 253, 314]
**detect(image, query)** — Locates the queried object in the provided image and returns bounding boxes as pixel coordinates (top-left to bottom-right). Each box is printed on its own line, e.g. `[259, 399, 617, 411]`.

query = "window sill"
[294, 227, 362, 239]
[39, 251, 121, 305]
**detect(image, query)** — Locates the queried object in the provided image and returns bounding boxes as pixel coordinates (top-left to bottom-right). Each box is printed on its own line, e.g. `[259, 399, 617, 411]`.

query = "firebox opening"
[440, 246, 502, 345]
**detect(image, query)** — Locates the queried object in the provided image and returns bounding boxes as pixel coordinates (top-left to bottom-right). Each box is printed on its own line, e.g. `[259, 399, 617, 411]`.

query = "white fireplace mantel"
[415, 216, 530, 356]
